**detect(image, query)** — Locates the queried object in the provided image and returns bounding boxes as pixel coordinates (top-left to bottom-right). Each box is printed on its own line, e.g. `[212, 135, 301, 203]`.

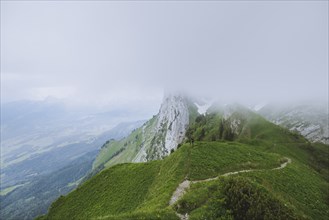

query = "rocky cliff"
[93, 93, 197, 169]
[257, 104, 329, 144]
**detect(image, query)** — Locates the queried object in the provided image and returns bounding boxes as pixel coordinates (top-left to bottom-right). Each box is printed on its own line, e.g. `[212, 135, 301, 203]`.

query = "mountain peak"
[155, 94, 191, 156]
[92, 93, 197, 168]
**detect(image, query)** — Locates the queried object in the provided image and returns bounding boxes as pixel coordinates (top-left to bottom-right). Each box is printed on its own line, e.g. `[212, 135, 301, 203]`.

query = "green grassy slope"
[93, 116, 157, 169]
[173, 106, 329, 220]
[187, 142, 281, 180]
[188, 106, 329, 180]
[175, 155, 328, 219]
[46, 162, 162, 219]
[175, 177, 301, 220]
[41, 140, 289, 220]
[240, 160, 329, 219]
[41, 106, 329, 220]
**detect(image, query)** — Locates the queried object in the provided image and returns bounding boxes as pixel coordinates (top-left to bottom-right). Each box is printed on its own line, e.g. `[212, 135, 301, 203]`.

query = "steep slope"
[40, 103, 329, 220]
[188, 104, 329, 179]
[174, 106, 329, 220]
[39, 141, 292, 220]
[257, 103, 329, 144]
[93, 94, 198, 170]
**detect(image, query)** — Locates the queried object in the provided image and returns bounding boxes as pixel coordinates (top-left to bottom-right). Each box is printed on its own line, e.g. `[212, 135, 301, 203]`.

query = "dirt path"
[170, 158, 291, 220]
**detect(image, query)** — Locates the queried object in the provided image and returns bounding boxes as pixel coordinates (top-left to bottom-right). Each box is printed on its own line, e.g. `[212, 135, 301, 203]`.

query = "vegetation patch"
[240, 161, 329, 219]
[41, 106, 329, 220]
[187, 142, 282, 180]
[175, 177, 299, 220]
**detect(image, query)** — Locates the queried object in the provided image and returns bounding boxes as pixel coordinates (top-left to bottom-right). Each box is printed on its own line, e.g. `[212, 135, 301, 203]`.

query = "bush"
[176, 177, 299, 220]
[222, 177, 298, 220]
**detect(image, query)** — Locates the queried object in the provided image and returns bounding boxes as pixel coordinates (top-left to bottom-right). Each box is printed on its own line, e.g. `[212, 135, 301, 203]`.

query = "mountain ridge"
[256, 103, 329, 144]
[37, 94, 329, 220]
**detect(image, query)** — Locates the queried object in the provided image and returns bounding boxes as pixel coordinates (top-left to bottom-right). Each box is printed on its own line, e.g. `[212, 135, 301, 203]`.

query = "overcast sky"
[1, 1, 328, 115]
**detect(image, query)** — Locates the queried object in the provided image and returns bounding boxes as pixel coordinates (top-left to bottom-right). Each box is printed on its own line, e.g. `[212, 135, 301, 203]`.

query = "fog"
[1, 1, 328, 116]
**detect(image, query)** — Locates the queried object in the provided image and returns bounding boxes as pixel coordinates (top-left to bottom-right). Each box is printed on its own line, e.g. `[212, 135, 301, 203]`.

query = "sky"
[1, 1, 328, 116]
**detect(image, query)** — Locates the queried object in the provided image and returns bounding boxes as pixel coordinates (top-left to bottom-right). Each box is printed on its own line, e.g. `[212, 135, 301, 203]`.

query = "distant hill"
[0, 99, 145, 220]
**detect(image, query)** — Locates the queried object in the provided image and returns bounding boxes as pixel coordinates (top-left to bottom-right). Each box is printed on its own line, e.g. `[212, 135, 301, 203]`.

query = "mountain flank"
[38, 96, 329, 220]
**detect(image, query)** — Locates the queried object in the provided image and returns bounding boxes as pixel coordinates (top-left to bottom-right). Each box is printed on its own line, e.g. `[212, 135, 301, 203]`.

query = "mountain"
[39, 96, 329, 220]
[92, 93, 198, 169]
[256, 103, 329, 144]
[38, 103, 329, 220]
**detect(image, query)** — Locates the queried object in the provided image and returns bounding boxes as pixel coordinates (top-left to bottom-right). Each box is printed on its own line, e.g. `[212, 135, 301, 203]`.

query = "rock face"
[93, 93, 195, 169]
[158, 95, 190, 152]
[257, 104, 329, 144]
[137, 94, 191, 161]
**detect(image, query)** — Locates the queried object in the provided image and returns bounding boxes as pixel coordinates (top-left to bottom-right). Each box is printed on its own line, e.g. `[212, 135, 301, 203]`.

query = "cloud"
[29, 86, 77, 100]
[1, 1, 328, 110]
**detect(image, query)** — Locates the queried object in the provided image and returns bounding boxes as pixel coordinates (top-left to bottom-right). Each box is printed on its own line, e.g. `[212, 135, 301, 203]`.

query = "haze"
[1, 1, 328, 116]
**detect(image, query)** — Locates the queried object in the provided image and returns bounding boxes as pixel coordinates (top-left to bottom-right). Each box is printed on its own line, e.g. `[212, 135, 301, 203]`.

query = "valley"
[0, 100, 145, 220]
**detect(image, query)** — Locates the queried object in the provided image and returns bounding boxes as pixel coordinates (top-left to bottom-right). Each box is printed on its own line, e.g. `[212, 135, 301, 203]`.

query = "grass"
[44, 144, 187, 219]
[41, 105, 329, 219]
[93, 116, 157, 169]
[175, 177, 301, 220]
[240, 161, 329, 219]
[174, 159, 329, 220]
[94, 209, 179, 220]
[46, 162, 162, 219]
[174, 107, 329, 219]
[42, 141, 288, 220]
[92, 127, 143, 169]
[188, 142, 282, 180]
